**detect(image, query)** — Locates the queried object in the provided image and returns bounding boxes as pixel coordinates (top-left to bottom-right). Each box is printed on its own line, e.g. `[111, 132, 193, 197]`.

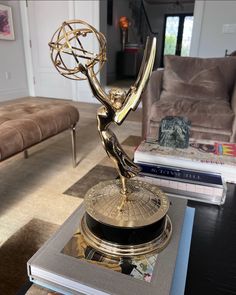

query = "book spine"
[134, 151, 236, 177]
[135, 150, 225, 165]
[138, 163, 223, 185]
[137, 176, 225, 204]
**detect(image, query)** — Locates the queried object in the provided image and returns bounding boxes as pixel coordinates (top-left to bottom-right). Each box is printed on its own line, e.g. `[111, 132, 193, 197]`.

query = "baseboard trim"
[0, 88, 29, 101]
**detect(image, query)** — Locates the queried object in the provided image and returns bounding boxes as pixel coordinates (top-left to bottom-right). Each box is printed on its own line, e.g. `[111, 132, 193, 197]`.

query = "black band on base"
[85, 213, 166, 245]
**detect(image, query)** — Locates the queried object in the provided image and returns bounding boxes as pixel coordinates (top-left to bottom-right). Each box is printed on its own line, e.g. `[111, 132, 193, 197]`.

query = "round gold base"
[80, 214, 172, 257]
[84, 179, 170, 228]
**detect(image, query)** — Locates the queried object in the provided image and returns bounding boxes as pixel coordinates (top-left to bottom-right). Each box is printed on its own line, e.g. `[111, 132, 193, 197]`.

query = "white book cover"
[134, 140, 236, 182]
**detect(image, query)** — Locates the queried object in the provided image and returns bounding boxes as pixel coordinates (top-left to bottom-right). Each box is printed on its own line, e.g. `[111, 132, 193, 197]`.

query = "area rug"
[0, 219, 58, 295]
[64, 165, 118, 198]
[64, 135, 141, 198]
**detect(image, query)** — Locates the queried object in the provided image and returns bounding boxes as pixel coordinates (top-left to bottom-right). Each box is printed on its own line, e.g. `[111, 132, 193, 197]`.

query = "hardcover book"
[134, 140, 236, 183]
[214, 142, 236, 157]
[136, 163, 226, 205]
[27, 199, 194, 295]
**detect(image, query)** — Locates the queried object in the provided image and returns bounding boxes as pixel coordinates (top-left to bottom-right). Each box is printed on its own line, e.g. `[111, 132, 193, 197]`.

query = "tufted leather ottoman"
[0, 100, 79, 165]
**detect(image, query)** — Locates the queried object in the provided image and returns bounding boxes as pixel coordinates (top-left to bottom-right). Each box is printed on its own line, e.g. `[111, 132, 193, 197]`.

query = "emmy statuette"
[49, 20, 172, 257]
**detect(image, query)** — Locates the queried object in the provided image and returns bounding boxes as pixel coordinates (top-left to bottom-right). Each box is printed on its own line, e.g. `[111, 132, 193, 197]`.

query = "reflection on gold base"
[80, 214, 172, 257]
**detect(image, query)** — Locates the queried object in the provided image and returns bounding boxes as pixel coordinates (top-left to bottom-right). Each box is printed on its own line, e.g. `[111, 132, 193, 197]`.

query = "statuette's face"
[109, 88, 126, 109]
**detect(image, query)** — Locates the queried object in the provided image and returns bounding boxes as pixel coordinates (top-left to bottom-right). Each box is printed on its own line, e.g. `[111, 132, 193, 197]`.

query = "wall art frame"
[0, 4, 15, 40]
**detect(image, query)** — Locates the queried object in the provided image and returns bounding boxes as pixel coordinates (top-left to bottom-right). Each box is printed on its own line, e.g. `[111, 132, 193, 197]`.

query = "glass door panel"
[164, 16, 180, 55]
[181, 16, 194, 56]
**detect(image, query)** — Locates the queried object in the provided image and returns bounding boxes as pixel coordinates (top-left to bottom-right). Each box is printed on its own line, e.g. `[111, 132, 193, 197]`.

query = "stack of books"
[28, 201, 195, 295]
[134, 140, 236, 205]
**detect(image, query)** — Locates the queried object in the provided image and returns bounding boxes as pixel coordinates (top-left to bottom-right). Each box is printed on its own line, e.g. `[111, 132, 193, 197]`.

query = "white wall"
[144, 1, 194, 67]
[0, 0, 28, 101]
[106, 0, 138, 83]
[190, 1, 236, 57]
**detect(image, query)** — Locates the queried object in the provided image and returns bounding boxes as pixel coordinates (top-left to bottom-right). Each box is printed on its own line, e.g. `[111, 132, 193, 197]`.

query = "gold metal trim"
[71, 125, 77, 168]
[80, 215, 172, 257]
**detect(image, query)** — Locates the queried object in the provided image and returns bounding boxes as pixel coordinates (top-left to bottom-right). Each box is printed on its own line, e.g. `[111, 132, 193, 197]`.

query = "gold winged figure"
[49, 20, 156, 196]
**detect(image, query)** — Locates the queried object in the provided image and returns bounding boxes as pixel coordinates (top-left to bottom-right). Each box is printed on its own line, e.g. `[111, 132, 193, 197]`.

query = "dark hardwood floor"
[185, 183, 236, 295]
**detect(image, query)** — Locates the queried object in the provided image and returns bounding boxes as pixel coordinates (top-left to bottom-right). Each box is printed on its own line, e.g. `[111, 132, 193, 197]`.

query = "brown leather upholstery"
[142, 56, 236, 142]
[0, 100, 79, 161]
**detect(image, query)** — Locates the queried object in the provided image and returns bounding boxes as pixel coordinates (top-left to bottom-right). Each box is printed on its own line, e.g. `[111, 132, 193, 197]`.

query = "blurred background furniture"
[142, 55, 236, 142]
[116, 47, 143, 79]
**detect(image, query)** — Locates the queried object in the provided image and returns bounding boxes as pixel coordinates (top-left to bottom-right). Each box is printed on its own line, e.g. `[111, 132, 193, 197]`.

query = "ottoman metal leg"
[24, 149, 28, 159]
[71, 125, 77, 168]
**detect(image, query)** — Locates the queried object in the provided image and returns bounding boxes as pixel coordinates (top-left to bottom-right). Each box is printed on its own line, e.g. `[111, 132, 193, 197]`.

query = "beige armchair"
[142, 55, 236, 143]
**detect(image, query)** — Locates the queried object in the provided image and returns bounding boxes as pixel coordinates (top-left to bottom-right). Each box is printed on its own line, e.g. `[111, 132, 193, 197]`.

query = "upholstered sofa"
[0, 99, 79, 166]
[142, 55, 236, 142]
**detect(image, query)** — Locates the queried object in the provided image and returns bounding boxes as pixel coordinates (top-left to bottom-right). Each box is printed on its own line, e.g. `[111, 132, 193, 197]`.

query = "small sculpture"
[159, 116, 191, 149]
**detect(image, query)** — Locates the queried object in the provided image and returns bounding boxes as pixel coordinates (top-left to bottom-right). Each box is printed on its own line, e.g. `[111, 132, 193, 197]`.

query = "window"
[162, 14, 194, 65]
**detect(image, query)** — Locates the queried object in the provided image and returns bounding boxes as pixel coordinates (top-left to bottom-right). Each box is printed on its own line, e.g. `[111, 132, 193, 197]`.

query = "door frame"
[20, 0, 76, 99]
[189, 1, 205, 57]
[20, 0, 100, 102]
[20, 0, 35, 96]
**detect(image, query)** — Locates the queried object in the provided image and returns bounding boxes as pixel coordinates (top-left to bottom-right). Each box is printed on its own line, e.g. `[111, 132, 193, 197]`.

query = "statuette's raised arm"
[79, 64, 113, 111]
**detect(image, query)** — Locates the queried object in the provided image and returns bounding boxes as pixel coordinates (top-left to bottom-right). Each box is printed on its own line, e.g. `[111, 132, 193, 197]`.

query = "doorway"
[21, 0, 100, 102]
[161, 14, 194, 66]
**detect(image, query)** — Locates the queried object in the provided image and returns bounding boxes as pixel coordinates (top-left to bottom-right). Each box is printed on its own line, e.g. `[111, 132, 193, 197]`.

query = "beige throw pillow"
[161, 56, 229, 101]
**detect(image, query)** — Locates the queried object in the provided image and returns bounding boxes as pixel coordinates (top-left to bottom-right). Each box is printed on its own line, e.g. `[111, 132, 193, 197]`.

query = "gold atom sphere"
[49, 20, 107, 80]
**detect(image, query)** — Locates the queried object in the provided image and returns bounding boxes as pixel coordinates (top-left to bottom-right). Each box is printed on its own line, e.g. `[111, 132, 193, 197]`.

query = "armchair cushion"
[161, 56, 229, 102]
[142, 56, 236, 142]
[151, 96, 234, 132]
